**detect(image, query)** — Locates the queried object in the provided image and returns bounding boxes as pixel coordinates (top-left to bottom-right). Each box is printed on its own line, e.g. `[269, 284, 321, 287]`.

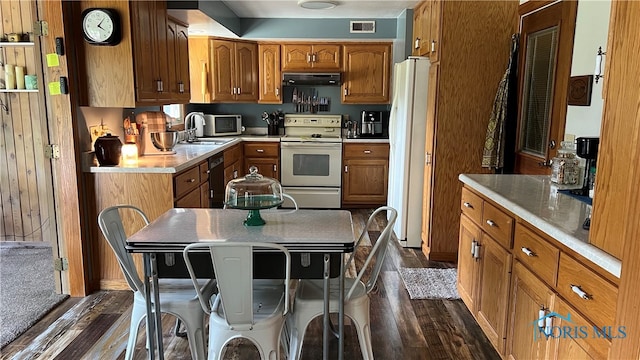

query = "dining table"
[125, 208, 355, 360]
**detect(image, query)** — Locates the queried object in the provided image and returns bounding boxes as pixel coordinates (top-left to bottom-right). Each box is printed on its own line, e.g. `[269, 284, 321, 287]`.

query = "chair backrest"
[97, 205, 150, 294]
[183, 241, 291, 329]
[345, 206, 398, 300]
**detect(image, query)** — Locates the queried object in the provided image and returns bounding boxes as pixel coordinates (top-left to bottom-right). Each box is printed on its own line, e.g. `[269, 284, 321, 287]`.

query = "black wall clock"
[81, 8, 121, 46]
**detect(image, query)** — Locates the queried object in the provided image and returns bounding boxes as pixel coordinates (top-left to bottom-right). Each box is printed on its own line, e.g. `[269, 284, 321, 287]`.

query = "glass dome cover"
[224, 166, 284, 225]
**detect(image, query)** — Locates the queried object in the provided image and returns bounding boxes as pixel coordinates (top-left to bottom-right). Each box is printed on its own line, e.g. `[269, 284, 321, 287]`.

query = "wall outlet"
[564, 133, 576, 142]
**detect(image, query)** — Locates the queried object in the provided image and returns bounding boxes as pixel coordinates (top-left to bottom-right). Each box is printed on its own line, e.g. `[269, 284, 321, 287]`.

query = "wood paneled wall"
[0, 0, 56, 244]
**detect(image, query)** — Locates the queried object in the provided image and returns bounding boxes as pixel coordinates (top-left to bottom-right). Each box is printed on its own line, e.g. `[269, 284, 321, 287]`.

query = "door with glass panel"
[515, 1, 577, 174]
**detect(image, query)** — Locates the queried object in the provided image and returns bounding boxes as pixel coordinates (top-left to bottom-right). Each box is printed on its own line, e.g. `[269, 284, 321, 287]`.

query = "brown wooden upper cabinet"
[514, 1, 577, 174]
[412, 0, 441, 61]
[281, 43, 341, 72]
[342, 43, 391, 104]
[79, 1, 190, 107]
[167, 17, 190, 104]
[258, 44, 282, 104]
[210, 39, 259, 102]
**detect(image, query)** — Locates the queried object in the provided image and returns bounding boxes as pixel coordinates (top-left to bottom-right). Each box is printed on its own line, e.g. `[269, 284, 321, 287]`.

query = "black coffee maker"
[571, 137, 599, 196]
[360, 111, 382, 137]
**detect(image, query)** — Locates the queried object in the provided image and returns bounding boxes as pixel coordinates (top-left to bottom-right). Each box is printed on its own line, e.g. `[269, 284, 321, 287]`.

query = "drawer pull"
[187, 178, 196, 183]
[521, 247, 536, 257]
[463, 202, 473, 209]
[486, 219, 497, 227]
[570, 284, 591, 300]
[363, 150, 372, 154]
[256, 149, 265, 153]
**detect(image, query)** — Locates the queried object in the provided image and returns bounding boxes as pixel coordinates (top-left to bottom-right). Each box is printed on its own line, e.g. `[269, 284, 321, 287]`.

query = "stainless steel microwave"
[203, 114, 242, 136]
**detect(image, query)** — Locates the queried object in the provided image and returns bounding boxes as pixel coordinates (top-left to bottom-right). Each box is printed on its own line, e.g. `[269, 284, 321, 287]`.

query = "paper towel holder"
[594, 46, 606, 84]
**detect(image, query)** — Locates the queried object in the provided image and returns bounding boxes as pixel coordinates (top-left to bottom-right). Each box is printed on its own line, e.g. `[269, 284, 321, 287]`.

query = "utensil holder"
[268, 123, 279, 135]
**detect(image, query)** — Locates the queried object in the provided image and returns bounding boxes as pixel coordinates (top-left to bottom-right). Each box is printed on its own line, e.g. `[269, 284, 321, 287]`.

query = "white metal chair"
[98, 205, 215, 360]
[183, 241, 292, 360]
[287, 206, 398, 360]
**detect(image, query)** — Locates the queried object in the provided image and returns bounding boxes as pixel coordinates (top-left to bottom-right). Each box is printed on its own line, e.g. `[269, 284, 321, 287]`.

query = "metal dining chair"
[287, 206, 398, 360]
[98, 205, 215, 360]
[183, 241, 292, 360]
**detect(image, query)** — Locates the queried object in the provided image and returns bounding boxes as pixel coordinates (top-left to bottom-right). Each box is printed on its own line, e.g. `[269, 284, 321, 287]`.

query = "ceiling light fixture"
[298, 0, 338, 10]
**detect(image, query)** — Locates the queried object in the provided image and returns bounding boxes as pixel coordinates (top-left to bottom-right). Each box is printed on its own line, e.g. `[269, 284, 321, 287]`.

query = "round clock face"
[83, 9, 115, 43]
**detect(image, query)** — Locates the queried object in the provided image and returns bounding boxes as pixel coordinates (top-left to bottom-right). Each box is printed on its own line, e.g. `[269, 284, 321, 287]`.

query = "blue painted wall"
[241, 18, 397, 39]
[185, 85, 390, 136]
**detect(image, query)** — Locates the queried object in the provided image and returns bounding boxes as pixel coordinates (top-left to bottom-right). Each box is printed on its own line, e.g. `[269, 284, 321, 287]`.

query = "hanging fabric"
[482, 34, 520, 170]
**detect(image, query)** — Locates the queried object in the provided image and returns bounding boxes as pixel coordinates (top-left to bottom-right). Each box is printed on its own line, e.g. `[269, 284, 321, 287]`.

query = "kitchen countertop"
[86, 139, 241, 174]
[342, 138, 389, 143]
[459, 174, 621, 278]
[85, 134, 388, 174]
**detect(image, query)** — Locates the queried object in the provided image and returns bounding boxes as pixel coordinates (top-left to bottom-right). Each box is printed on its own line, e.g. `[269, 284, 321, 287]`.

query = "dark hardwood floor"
[0, 209, 499, 360]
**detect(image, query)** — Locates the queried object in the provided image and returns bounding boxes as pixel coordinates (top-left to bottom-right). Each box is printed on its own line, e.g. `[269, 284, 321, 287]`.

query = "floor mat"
[398, 267, 460, 300]
[0, 242, 68, 348]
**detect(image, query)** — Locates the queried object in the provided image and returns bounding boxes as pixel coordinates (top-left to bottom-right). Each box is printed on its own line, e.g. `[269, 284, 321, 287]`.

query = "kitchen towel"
[398, 267, 460, 300]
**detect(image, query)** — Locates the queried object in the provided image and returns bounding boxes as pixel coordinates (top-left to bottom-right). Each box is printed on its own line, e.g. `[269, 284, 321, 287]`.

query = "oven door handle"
[281, 142, 342, 149]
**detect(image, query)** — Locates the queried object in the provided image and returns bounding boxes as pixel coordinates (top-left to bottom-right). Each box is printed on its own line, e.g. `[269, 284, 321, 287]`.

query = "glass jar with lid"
[551, 141, 581, 187]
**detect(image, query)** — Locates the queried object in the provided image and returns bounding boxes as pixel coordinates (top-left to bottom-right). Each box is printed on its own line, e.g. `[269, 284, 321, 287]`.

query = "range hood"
[282, 73, 342, 86]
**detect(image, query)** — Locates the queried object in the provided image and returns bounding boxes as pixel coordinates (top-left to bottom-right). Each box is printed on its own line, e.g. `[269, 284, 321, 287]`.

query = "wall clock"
[81, 8, 121, 46]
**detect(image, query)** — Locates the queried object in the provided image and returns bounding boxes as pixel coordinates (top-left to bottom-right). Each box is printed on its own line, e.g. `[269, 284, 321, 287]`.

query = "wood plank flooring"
[0, 209, 499, 360]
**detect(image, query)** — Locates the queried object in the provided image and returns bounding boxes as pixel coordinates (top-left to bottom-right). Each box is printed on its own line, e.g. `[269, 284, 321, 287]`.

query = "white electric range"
[280, 114, 343, 209]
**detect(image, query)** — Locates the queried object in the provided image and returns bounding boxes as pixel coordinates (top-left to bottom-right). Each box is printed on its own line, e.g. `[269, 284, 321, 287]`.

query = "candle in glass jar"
[14, 66, 25, 89]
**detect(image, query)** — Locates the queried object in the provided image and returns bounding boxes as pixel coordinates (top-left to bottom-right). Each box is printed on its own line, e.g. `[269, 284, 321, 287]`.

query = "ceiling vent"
[350, 21, 375, 33]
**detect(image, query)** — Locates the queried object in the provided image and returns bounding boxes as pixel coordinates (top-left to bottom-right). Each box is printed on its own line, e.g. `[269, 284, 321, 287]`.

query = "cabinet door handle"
[206, 170, 211, 174]
[210, 189, 214, 199]
[486, 219, 497, 227]
[425, 152, 432, 165]
[256, 149, 265, 153]
[344, 165, 348, 173]
[363, 150, 371, 154]
[521, 247, 536, 257]
[273, 164, 277, 172]
[570, 284, 591, 300]
[156, 80, 162, 92]
[344, 88, 348, 96]
[538, 160, 552, 167]
[237, 87, 241, 94]
[233, 170, 238, 179]
[312, 53, 317, 62]
[473, 242, 481, 260]
[471, 239, 477, 256]
[187, 178, 196, 183]
[415, 38, 421, 49]
[232, 87, 236, 95]
[179, 82, 185, 93]
[307, 53, 312, 63]
[275, 88, 279, 97]
[463, 202, 473, 209]
[431, 40, 436, 52]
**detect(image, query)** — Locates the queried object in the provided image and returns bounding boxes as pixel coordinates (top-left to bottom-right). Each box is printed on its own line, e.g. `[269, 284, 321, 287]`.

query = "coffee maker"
[360, 111, 382, 137]
[571, 137, 599, 196]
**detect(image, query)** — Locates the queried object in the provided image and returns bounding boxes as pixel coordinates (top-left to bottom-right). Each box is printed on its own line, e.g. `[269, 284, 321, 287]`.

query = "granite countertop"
[87, 139, 241, 174]
[459, 174, 621, 278]
[342, 138, 389, 143]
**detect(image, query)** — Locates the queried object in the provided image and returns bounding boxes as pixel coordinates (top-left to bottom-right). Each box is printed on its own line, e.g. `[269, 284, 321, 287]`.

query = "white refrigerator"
[387, 57, 430, 248]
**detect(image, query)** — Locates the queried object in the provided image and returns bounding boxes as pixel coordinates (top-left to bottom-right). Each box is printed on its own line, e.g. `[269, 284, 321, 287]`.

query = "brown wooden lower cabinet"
[342, 143, 389, 206]
[243, 142, 280, 180]
[506, 261, 556, 360]
[458, 185, 618, 360]
[457, 212, 512, 355]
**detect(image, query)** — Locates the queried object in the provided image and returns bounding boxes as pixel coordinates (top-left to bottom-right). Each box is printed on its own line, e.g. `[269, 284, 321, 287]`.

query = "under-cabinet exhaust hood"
[282, 73, 342, 86]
